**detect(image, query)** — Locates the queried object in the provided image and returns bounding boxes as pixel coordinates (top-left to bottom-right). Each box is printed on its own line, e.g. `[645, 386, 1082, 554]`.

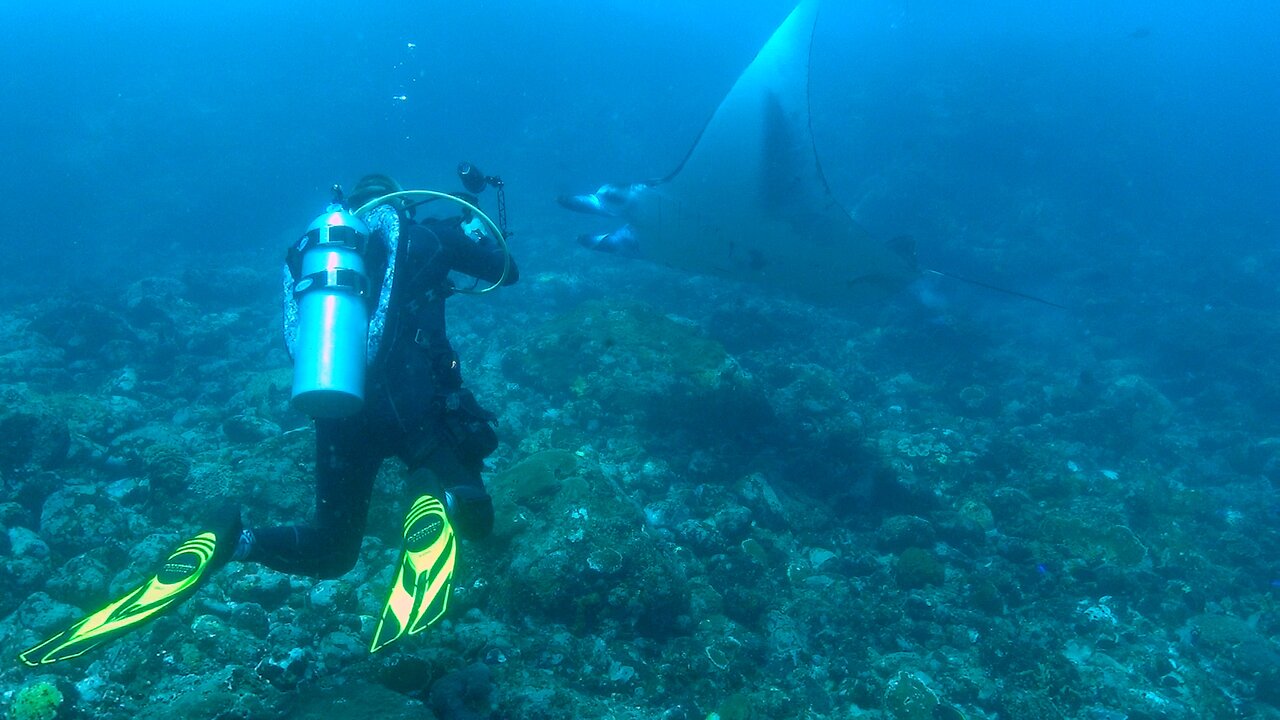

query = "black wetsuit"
[249, 215, 517, 578]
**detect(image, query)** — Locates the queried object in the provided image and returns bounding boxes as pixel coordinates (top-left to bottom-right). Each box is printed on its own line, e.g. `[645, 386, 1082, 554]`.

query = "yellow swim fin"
[21, 532, 219, 665]
[19, 506, 240, 666]
[370, 494, 457, 653]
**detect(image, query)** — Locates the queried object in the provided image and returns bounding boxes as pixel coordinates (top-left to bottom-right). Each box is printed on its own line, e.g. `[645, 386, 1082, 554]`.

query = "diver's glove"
[19, 505, 242, 666]
[370, 493, 457, 653]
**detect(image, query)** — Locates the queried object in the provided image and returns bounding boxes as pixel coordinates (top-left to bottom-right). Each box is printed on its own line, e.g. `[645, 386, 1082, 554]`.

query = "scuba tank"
[289, 191, 372, 418]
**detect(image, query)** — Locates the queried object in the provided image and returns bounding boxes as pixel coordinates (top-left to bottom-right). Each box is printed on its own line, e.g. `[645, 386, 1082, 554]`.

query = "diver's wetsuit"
[15, 207, 518, 667]
[249, 216, 518, 578]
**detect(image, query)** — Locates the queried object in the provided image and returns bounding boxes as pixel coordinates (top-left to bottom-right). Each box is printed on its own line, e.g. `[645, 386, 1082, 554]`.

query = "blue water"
[0, 1, 798, 280]
[3, 1, 1273, 288]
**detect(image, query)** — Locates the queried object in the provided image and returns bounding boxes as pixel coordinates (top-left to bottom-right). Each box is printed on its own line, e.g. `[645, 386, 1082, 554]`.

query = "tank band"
[301, 224, 368, 254]
[294, 267, 371, 298]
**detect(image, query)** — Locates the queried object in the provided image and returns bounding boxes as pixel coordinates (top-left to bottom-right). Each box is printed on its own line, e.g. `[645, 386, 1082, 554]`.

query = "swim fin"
[370, 494, 457, 653]
[19, 507, 240, 666]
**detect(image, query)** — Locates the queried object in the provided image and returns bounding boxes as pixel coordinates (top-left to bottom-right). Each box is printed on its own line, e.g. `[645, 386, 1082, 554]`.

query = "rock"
[1038, 516, 1147, 567]
[27, 302, 136, 360]
[895, 548, 946, 589]
[493, 455, 690, 637]
[0, 386, 69, 472]
[430, 663, 494, 720]
[290, 679, 428, 720]
[736, 473, 787, 529]
[877, 515, 936, 552]
[38, 485, 136, 554]
[225, 567, 294, 610]
[109, 425, 186, 475]
[7, 527, 49, 559]
[135, 666, 286, 720]
[222, 414, 281, 444]
[1186, 614, 1280, 688]
[503, 301, 772, 445]
[884, 671, 938, 720]
[13, 592, 81, 638]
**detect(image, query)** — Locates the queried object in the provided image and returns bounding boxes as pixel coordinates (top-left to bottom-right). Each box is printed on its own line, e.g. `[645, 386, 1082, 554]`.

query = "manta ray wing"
[564, 0, 917, 304]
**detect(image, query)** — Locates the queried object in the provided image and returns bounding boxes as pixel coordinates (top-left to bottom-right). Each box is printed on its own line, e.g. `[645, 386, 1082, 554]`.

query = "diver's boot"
[370, 494, 457, 653]
[443, 485, 494, 541]
[19, 505, 242, 666]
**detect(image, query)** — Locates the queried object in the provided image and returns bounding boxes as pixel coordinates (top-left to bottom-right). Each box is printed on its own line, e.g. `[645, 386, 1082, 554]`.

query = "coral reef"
[0, 244, 1277, 720]
[8, 680, 62, 720]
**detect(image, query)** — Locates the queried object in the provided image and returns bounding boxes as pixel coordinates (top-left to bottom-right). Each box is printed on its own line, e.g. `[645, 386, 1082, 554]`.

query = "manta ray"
[559, 0, 918, 306]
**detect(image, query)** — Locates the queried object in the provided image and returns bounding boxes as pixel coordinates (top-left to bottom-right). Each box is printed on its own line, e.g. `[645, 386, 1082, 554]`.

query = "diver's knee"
[314, 545, 361, 579]
[311, 531, 363, 578]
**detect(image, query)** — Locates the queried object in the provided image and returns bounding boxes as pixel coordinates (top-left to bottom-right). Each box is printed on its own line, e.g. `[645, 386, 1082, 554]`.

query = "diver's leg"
[19, 505, 242, 666]
[418, 443, 494, 541]
[244, 418, 381, 578]
[369, 487, 457, 653]
[370, 393, 495, 652]
[430, 387, 497, 540]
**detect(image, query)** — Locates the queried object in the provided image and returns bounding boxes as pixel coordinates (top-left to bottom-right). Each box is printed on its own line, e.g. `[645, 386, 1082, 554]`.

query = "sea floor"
[1, 234, 1278, 720]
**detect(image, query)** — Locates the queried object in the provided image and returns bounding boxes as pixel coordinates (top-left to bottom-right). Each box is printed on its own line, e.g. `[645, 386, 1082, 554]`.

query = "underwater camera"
[456, 161, 490, 195]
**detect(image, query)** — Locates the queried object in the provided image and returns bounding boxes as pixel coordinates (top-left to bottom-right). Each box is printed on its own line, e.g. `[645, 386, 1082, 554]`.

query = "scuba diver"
[21, 167, 518, 665]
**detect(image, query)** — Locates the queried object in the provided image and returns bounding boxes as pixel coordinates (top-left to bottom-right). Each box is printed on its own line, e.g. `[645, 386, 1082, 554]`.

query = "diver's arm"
[440, 225, 519, 285]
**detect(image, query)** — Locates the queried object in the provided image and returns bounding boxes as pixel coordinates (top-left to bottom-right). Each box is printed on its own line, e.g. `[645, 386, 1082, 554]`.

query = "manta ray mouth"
[557, 192, 616, 217]
[558, 183, 650, 218]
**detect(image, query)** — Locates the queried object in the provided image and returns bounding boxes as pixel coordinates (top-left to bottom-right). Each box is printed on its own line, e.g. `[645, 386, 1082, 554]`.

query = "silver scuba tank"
[290, 202, 372, 418]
